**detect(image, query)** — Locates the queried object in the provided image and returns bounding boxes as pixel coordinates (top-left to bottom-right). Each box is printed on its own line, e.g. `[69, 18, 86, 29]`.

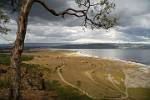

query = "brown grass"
[23, 50, 144, 99]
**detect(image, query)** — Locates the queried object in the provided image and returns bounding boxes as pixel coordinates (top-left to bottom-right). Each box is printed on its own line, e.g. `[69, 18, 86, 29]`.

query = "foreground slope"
[0, 50, 150, 100]
[24, 50, 150, 100]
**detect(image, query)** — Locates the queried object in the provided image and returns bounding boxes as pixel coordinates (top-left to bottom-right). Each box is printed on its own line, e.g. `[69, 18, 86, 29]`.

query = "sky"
[0, 0, 150, 44]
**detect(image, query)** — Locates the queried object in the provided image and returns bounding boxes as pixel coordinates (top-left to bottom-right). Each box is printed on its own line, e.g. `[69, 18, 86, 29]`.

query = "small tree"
[8, 0, 117, 100]
[76, 80, 82, 87]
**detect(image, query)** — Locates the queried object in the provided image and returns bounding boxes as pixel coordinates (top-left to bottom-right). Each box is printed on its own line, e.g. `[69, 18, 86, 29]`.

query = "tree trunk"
[10, 0, 34, 100]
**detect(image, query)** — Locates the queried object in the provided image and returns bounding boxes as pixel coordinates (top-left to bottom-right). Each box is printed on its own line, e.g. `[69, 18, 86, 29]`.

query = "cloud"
[0, 0, 150, 44]
[114, 0, 150, 26]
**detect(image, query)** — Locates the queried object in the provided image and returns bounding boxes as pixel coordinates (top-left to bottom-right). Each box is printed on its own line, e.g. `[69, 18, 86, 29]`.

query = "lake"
[73, 49, 150, 66]
[1, 43, 150, 66]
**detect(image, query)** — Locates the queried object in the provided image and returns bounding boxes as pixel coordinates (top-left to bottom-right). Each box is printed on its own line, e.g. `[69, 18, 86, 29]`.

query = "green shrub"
[44, 80, 61, 91]
[21, 55, 33, 61]
[56, 86, 91, 100]
[22, 63, 39, 70]
[0, 53, 10, 65]
[44, 80, 92, 100]
[0, 53, 33, 65]
[0, 79, 11, 89]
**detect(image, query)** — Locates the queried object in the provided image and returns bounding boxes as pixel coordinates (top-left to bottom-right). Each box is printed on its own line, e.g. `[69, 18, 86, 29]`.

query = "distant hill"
[0, 43, 150, 51]
[53, 43, 118, 49]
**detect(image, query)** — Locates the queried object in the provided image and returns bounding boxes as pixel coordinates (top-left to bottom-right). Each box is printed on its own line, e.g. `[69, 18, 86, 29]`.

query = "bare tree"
[10, 0, 117, 100]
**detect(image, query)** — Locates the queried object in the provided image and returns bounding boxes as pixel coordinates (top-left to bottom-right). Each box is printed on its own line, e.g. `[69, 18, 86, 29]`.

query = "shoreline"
[74, 51, 150, 69]
[26, 48, 150, 69]
[1, 48, 149, 68]
[23, 49, 150, 98]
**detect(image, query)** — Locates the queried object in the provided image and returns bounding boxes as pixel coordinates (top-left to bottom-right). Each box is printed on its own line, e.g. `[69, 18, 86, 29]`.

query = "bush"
[44, 80, 92, 100]
[0, 53, 33, 65]
[0, 53, 10, 65]
[56, 86, 91, 100]
[0, 79, 11, 89]
[44, 80, 61, 91]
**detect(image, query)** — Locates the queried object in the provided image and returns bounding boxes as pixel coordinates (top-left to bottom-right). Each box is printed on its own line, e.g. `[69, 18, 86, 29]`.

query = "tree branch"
[35, 0, 109, 28]
[35, 0, 86, 17]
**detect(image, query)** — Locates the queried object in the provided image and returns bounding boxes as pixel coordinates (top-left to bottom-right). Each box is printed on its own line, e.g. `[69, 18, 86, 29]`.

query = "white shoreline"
[41, 49, 150, 69]
[75, 51, 150, 69]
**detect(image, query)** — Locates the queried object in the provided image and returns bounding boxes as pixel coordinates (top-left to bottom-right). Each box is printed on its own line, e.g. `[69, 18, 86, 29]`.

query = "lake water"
[73, 49, 150, 66]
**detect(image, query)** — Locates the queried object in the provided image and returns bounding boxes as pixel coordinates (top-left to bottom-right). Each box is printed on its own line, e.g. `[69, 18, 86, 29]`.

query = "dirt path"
[108, 75, 128, 99]
[85, 68, 129, 100]
[85, 71, 100, 85]
[58, 65, 129, 100]
[57, 66, 97, 99]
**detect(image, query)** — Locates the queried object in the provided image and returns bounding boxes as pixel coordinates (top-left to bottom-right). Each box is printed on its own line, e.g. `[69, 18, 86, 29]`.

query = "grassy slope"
[0, 53, 91, 100]
[128, 88, 150, 100]
[0, 53, 33, 65]
[23, 51, 150, 100]
[0, 51, 150, 100]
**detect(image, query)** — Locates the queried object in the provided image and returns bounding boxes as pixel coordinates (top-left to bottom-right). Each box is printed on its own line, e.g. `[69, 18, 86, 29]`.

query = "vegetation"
[23, 51, 150, 100]
[44, 80, 91, 100]
[76, 80, 82, 87]
[128, 88, 150, 100]
[6, 0, 117, 99]
[0, 53, 33, 65]
[0, 79, 11, 89]
[0, 51, 150, 100]
[0, 53, 92, 100]
[0, 9, 10, 34]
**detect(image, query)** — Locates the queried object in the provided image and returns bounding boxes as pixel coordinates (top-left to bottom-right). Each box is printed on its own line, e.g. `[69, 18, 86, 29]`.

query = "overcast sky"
[0, 0, 150, 44]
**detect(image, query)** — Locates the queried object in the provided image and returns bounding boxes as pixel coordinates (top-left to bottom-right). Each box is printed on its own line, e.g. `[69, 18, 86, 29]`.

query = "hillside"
[1, 43, 150, 51]
[0, 50, 150, 100]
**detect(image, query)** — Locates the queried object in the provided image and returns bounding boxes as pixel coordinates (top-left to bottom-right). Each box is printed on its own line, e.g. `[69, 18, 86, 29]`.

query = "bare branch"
[35, 0, 117, 29]
[35, 0, 86, 18]
[75, 0, 117, 29]
[10, 0, 117, 29]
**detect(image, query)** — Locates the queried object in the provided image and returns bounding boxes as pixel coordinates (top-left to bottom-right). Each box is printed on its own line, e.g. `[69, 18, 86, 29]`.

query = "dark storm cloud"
[27, 0, 84, 27]
[114, 0, 150, 27]
[117, 27, 150, 42]
[28, 0, 150, 28]
[28, 0, 73, 24]
[1, 0, 150, 43]
[120, 27, 150, 37]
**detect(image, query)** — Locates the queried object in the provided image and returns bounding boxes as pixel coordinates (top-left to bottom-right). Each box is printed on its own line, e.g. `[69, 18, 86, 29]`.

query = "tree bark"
[10, 0, 33, 100]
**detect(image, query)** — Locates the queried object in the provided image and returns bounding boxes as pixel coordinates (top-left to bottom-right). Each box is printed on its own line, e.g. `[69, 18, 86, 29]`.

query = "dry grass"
[22, 50, 150, 99]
